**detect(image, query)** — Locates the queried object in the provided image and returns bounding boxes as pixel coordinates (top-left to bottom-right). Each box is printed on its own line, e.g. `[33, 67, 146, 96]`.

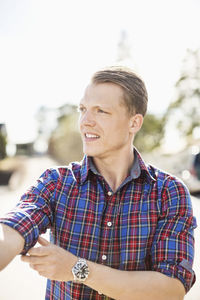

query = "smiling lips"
[84, 133, 100, 140]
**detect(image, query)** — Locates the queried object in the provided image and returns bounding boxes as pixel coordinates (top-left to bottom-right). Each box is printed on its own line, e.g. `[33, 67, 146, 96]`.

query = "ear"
[129, 114, 143, 134]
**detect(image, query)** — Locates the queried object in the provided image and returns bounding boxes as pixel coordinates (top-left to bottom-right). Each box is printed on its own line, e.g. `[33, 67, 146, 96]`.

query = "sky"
[0, 0, 200, 144]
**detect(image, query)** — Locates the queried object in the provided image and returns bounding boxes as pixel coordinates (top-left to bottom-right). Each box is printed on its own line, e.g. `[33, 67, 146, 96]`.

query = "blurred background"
[0, 0, 199, 299]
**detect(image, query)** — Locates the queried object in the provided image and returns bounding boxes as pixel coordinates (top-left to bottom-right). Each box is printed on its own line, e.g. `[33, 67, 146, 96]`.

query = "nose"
[79, 110, 96, 127]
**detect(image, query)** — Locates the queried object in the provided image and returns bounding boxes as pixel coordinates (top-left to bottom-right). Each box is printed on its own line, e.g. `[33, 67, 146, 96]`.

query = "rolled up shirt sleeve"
[0, 168, 58, 254]
[151, 177, 197, 293]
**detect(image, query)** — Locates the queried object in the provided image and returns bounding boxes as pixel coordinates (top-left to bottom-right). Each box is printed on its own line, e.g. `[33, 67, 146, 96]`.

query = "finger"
[21, 254, 48, 265]
[30, 263, 45, 272]
[21, 254, 30, 263]
[27, 237, 50, 256]
[21, 254, 41, 264]
[37, 236, 50, 246]
[30, 265, 49, 278]
[28, 245, 49, 256]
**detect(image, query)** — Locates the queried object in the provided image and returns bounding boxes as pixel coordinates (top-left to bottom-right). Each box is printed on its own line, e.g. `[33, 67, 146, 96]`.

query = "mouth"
[84, 133, 100, 141]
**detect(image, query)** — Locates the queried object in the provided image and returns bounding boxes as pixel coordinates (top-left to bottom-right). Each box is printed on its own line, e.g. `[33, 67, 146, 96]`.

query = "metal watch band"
[72, 257, 89, 282]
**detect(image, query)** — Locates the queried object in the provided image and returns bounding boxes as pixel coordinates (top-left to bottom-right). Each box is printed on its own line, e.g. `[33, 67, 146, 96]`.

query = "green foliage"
[0, 132, 7, 160]
[48, 111, 83, 164]
[134, 113, 165, 153]
[165, 48, 200, 138]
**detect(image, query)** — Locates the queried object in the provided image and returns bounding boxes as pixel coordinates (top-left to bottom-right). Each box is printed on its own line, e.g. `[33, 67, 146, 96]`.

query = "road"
[0, 155, 199, 300]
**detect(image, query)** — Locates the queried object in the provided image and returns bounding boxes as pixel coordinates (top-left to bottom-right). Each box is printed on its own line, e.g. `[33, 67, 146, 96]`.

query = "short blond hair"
[91, 66, 148, 116]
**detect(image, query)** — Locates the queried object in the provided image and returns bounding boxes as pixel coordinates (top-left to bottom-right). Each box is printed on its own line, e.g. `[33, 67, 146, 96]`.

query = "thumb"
[27, 236, 51, 256]
[37, 236, 50, 246]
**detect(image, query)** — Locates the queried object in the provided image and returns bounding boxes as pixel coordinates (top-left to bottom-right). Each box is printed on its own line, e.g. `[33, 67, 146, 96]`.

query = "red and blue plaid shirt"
[0, 149, 196, 299]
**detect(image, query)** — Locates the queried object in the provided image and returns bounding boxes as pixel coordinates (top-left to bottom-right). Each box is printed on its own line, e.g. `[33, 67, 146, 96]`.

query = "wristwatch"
[72, 258, 90, 282]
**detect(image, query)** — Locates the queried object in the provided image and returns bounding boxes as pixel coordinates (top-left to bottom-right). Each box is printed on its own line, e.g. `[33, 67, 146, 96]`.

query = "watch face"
[73, 259, 89, 281]
[77, 262, 89, 279]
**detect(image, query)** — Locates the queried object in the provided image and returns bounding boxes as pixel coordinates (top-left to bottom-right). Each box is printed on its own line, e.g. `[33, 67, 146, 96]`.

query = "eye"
[97, 108, 107, 113]
[78, 106, 86, 113]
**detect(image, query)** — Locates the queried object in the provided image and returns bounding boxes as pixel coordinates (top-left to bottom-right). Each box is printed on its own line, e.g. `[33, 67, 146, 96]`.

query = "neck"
[93, 148, 134, 192]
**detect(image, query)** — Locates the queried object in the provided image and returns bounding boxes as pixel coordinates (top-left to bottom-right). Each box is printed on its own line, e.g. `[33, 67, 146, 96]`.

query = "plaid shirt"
[0, 149, 196, 299]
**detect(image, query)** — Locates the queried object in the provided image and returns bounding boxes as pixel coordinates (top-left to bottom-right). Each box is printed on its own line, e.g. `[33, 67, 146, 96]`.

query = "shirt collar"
[80, 148, 156, 185]
[80, 155, 90, 184]
[134, 148, 156, 183]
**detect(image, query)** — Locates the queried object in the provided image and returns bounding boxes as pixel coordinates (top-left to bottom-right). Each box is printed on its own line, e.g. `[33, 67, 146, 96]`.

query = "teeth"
[85, 133, 99, 138]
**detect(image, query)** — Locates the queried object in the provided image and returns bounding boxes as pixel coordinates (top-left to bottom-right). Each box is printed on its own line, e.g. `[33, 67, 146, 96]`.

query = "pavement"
[0, 155, 199, 300]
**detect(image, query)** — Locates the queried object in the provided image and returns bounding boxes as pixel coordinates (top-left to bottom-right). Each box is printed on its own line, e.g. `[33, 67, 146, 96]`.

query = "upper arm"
[0, 224, 25, 271]
[0, 168, 58, 254]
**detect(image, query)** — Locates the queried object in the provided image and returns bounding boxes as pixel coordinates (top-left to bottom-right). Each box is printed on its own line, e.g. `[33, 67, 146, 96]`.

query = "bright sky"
[0, 0, 200, 143]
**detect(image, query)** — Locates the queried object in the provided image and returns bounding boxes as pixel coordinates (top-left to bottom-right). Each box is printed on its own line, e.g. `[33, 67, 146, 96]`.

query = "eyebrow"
[78, 102, 113, 110]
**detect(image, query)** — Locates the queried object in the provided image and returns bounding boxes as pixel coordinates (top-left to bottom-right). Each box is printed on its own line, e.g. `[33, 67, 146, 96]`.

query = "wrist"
[71, 257, 90, 282]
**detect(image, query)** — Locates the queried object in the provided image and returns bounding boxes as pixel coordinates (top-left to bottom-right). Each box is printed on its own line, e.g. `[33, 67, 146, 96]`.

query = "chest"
[52, 180, 160, 269]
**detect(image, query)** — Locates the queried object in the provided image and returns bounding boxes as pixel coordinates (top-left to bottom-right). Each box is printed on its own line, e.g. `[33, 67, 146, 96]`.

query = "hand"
[21, 236, 76, 282]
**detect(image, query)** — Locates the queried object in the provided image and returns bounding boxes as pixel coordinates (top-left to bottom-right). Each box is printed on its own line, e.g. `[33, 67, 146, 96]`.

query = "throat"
[92, 149, 135, 192]
[95, 164, 131, 192]
[106, 177, 126, 193]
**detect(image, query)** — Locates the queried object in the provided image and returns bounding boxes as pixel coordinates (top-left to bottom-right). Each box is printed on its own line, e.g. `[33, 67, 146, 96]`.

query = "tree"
[134, 113, 166, 153]
[115, 30, 166, 153]
[165, 49, 200, 139]
[0, 124, 7, 160]
[48, 105, 83, 164]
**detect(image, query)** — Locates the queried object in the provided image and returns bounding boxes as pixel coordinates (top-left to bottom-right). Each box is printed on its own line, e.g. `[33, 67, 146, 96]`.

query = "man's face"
[79, 82, 136, 160]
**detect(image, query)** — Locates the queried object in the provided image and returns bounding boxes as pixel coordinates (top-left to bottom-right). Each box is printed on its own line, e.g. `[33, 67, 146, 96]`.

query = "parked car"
[181, 151, 200, 195]
[181, 168, 200, 195]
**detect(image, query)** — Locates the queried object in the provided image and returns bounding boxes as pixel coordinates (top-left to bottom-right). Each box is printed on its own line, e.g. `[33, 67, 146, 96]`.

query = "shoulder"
[40, 160, 83, 184]
[148, 164, 192, 215]
[148, 163, 189, 191]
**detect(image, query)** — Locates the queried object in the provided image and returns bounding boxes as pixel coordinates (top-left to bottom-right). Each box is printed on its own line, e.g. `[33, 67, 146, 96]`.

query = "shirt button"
[107, 221, 112, 227]
[102, 254, 107, 260]
[107, 191, 112, 196]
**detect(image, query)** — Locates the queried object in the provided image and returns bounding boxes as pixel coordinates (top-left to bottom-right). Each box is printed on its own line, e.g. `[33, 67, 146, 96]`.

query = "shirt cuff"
[153, 260, 196, 293]
[0, 212, 40, 254]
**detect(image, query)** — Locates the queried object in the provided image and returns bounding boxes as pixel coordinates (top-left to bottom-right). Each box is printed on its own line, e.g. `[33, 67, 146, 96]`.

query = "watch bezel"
[72, 258, 89, 282]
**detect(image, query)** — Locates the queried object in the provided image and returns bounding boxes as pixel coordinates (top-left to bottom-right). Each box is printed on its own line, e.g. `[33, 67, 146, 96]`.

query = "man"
[0, 67, 196, 299]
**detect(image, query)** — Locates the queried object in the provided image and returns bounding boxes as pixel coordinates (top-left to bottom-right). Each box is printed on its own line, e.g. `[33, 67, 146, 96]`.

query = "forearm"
[20, 239, 185, 299]
[0, 224, 25, 271]
[86, 261, 185, 300]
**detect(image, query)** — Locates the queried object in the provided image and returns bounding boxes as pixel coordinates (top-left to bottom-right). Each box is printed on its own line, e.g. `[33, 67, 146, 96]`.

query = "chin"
[82, 146, 94, 157]
[82, 147, 101, 158]
[83, 150, 97, 157]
